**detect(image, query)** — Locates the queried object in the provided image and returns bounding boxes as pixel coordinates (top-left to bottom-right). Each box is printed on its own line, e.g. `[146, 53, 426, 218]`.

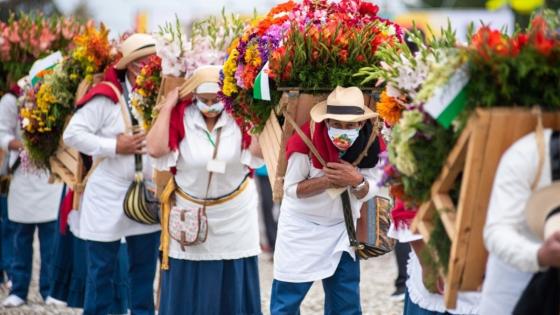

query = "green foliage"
[401, 119, 456, 203]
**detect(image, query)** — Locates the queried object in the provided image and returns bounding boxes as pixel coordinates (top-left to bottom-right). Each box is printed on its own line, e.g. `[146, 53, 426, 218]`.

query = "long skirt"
[160, 256, 262, 315]
[49, 225, 129, 313]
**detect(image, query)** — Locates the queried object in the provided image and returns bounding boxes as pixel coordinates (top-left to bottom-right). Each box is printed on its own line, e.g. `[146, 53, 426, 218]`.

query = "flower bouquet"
[219, 0, 402, 201]
[356, 11, 560, 307]
[220, 0, 402, 132]
[130, 55, 162, 130]
[0, 12, 82, 93]
[20, 23, 113, 170]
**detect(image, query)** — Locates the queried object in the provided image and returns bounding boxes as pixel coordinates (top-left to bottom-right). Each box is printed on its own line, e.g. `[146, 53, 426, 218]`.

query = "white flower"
[22, 118, 30, 128]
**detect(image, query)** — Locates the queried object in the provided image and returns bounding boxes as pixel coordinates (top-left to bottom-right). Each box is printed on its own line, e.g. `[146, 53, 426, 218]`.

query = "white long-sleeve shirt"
[0, 93, 63, 223]
[153, 105, 264, 260]
[273, 152, 382, 282]
[483, 130, 551, 272]
[63, 92, 160, 242]
[480, 130, 552, 315]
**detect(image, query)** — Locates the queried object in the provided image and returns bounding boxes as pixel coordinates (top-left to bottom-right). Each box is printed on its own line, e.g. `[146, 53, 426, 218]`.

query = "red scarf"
[8, 84, 21, 97]
[75, 67, 122, 108]
[285, 121, 343, 169]
[391, 198, 417, 229]
[168, 97, 252, 152]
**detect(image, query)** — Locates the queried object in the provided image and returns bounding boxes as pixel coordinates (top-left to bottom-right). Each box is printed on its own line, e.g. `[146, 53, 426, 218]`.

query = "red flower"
[471, 26, 510, 59]
[356, 54, 365, 63]
[359, 2, 379, 16]
[509, 33, 528, 56]
[534, 32, 554, 56]
[338, 49, 348, 63]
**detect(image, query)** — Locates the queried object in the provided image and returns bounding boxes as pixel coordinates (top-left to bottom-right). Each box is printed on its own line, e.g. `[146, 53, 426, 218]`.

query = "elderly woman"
[270, 86, 383, 314]
[147, 65, 264, 315]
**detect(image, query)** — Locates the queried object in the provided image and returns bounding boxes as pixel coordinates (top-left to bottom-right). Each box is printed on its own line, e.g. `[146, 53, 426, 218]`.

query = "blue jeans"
[84, 231, 159, 315]
[270, 252, 361, 315]
[403, 290, 450, 315]
[11, 221, 56, 300]
[0, 195, 14, 282]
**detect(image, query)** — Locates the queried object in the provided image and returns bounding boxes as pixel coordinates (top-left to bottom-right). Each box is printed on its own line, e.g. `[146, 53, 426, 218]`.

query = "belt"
[174, 175, 250, 206]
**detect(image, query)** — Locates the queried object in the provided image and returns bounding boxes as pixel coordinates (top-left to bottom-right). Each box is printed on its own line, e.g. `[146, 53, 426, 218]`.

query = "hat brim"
[525, 182, 560, 240]
[114, 46, 157, 70]
[310, 100, 378, 123]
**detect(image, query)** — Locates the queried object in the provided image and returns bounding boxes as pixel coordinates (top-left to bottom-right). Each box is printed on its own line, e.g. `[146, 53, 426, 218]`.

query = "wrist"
[352, 175, 365, 188]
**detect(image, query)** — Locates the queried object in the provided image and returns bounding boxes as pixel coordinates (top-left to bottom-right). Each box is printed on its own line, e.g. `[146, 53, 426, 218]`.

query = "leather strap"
[8, 156, 21, 176]
[532, 107, 545, 191]
[284, 113, 379, 167]
[201, 128, 223, 215]
[284, 113, 327, 167]
[101, 81, 144, 175]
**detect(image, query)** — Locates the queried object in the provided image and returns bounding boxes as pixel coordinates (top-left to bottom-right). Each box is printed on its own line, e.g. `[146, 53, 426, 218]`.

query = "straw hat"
[310, 86, 377, 123]
[525, 182, 560, 240]
[114, 33, 156, 70]
[179, 65, 221, 99]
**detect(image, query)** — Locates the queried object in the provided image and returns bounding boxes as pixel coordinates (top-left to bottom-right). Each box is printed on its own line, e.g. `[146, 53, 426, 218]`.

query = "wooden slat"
[444, 110, 491, 308]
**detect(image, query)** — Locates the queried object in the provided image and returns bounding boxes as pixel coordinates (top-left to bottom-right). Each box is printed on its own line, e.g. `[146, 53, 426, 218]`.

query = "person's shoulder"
[0, 93, 17, 105]
[78, 94, 116, 110]
[497, 129, 552, 173]
[506, 129, 552, 159]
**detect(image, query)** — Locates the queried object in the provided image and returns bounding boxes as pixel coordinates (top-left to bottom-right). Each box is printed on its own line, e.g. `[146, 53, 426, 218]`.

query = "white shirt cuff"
[0, 134, 15, 151]
[151, 150, 179, 171]
[98, 137, 117, 157]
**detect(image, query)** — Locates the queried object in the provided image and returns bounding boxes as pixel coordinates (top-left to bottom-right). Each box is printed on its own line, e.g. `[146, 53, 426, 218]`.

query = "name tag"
[207, 159, 226, 174]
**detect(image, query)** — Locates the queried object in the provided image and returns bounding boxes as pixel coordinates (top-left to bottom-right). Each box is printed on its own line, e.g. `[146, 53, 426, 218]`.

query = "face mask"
[196, 99, 224, 115]
[327, 127, 360, 151]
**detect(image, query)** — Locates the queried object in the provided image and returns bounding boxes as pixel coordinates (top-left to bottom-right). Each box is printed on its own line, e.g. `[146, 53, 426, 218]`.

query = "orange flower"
[376, 91, 404, 126]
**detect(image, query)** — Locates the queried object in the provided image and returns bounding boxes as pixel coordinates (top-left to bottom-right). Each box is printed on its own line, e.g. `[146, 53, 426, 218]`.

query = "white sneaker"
[45, 296, 67, 306]
[2, 294, 24, 307]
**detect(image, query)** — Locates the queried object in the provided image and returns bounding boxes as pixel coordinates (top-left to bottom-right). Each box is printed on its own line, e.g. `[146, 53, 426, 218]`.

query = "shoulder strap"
[284, 113, 327, 167]
[100, 81, 133, 132]
[8, 156, 21, 176]
[201, 128, 223, 213]
[532, 108, 545, 190]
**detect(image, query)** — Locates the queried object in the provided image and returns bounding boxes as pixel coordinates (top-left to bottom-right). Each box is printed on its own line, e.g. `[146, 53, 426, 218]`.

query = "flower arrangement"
[0, 13, 82, 92]
[20, 23, 114, 169]
[220, 0, 402, 132]
[154, 16, 188, 77]
[356, 26, 463, 208]
[466, 12, 560, 109]
[357, 11, 560, 280]
[187, 8, 247, 75]
[130, 55, 162, 130]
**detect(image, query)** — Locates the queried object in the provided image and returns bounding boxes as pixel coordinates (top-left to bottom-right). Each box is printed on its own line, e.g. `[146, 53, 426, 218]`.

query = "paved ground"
[0, 239, 404, 315]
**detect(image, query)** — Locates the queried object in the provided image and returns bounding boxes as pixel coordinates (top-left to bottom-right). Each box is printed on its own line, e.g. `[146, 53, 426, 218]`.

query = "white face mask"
[196, 99, 224, 115]
[327, 127, 360, 151]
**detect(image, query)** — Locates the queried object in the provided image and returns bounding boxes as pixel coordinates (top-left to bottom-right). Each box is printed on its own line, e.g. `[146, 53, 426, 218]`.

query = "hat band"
[135, 43, 155, 51]
[326, 105, 365, 115]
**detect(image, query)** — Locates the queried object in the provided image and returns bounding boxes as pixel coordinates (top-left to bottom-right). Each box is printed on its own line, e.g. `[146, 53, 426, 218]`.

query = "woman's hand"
[323, 161, 364, 187]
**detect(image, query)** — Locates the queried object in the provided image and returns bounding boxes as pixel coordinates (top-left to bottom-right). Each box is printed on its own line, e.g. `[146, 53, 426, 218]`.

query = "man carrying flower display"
[0, 74, 63, 307]
[63, 34, 160, 315]
[271, 86, 383, 314]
